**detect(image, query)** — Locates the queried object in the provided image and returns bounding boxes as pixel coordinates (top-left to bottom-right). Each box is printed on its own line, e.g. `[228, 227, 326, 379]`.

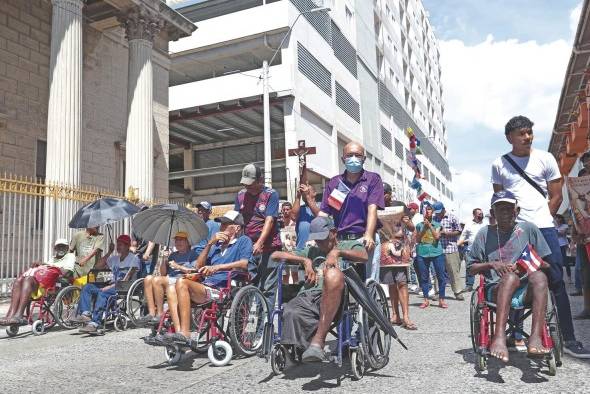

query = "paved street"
[0, 282, 588, 394]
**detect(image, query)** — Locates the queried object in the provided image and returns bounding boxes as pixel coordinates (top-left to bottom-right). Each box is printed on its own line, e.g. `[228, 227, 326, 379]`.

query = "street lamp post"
[262, 6, 330, 187]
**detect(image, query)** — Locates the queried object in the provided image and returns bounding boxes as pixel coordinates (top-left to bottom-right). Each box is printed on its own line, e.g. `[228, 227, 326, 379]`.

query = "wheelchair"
[144, 270, 269, 366]
[53, 269, 146, 333]
[5, 277, 72, 337]
[469, 276, 563, 375]
[260, 259, 392, 380]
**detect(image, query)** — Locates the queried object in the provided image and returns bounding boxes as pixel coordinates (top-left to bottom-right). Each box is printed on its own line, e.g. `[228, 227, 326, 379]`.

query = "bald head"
[342, 142, 365, 158]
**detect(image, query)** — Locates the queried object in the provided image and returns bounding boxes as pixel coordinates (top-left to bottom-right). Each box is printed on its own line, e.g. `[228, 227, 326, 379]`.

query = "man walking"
[433, 202, 464, 300]
[458, 208, 486, 292]
[491, 115, 589, 358]
[319, 141, 384, 281]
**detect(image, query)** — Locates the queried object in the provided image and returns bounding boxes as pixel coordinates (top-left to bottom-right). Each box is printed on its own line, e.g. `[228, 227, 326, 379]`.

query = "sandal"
[390, 318, 403, 326]
[419, 301, 430, 309]
[439, 301, 448, 309]
[402, 321, 418, 330]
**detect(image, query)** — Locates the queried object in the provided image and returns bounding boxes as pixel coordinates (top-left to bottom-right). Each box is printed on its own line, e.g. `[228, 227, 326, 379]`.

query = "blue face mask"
[344, 156, 363, 173]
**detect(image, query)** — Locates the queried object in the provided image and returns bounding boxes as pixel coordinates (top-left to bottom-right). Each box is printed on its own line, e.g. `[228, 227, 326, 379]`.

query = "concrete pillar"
[43, 0, 84, 260]
[121, 8, 164, 201]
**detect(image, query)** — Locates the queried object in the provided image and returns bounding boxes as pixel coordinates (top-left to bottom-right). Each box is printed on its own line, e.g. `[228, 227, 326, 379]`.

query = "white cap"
[54, 238, 69, 247]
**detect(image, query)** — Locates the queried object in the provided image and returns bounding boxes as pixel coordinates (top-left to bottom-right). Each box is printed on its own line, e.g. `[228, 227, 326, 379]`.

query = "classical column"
[121, 9, 163, 201]
[44, 0, 84, 260]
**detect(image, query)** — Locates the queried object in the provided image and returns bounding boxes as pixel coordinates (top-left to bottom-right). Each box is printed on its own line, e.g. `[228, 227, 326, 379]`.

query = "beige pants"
[444, 252, 462, 295]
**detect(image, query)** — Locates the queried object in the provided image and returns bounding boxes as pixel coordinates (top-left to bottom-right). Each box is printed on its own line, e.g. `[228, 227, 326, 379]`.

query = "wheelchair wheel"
[350, 345, 365, 381]
[547, 292, 563, 367]
[469, 290, 480, 353]
[114, 316, 128, 332]
[32, 320, 45, 336]
[360, 281, 391, 370]
[165, 344, 182, 365]
[208, 340, 233, 367]
[228, 285, 269, 357]
[270, 344, 287, 375]
[6, 325, 19, 337]
[126, 278, 146, 327]
[548, 352, 557, 376]
[53, 285, 81, 329]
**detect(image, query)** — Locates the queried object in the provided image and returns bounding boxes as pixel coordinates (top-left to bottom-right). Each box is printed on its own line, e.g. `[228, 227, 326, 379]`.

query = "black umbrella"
[132, 203, 208, 247]
[69, 198, 140, 229]
[342, 266, 408, 350]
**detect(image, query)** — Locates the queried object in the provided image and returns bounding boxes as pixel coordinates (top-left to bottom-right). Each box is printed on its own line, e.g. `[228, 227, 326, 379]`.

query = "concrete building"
[0, 0, 195, 265]
[168, 0, 453, 206]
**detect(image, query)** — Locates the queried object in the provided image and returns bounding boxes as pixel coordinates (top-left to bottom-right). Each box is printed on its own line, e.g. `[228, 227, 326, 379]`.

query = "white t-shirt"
[459, 220, 487, 248]
[491, 149, 561, 229]
[107, 253, 141, 282]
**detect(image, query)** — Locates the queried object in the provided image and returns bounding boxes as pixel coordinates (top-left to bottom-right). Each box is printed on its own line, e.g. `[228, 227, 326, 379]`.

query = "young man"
[468, 191, 551, 362]
[458, 208, 486, 292]
[279, 201, 297, 251]
[75, 235, 140, 334]
[235, 164, 281, 290]
[70, 227, 104, 281]
[271, 217, 368, 362]
[193, 201, 221, 255]
[433, 202, 464, 301]
[491, 115, 589, 357]
[0, 239, 75, 326]
[166, 211, 252, 344]
[319, 141, 384, 281]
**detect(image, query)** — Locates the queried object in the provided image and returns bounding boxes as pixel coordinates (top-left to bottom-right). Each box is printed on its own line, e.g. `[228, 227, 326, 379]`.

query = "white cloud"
[439, 35, 571, 137]
[570, 1, 583, 39]
[449, 168, 490, 222]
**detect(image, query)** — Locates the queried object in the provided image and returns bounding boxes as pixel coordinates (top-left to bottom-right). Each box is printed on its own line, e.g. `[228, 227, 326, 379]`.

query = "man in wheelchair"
[468, 191, 551, 362]
[163, 210, 252, 345]
[73, 235, 140, 334]
[270, 216, 368, 363]
[0, 239, 75, 326]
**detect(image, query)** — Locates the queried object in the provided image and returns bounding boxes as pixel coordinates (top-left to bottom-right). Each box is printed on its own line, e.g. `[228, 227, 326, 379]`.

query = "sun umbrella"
[69, 197, 140, 229]
[132, 203, 208, 247]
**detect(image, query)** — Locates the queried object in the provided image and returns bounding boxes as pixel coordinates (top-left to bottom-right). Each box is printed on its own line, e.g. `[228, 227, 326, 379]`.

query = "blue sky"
[422, 0, 582, 219]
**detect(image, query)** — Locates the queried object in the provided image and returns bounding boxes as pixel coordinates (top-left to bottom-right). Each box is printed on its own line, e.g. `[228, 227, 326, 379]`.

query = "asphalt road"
[0, 282, 588, 394]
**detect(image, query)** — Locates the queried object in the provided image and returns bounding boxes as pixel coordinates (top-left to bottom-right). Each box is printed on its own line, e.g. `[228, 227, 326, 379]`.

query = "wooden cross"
[288, 140, 316, 185]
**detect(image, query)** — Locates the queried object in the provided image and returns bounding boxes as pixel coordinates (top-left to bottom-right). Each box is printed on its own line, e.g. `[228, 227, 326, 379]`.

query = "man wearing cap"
[139, 231, 199, 329]
[271, 216, 368, 362]
[458, 208, 486, 293]
[164, 210, 252, 344]
[319, 142, 384, 281]
[433, 201, 464, 301]
[193, 201, 221, 255]
[0, 239, 76, 326]
[75, 235, 140, 334]
[468, 191, 552, 362]
[491, 115, 589, 358]
[235, 164, 281, 289]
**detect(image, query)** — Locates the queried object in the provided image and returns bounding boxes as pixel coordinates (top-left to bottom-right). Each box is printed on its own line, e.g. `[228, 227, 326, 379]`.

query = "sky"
[423, 0, 582, 222]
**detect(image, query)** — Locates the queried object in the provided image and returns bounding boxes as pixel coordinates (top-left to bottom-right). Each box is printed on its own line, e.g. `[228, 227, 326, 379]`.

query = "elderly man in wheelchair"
[71, 234, 140, 334]
[468, 191, 552, 363]
[270, 216, 368, 363]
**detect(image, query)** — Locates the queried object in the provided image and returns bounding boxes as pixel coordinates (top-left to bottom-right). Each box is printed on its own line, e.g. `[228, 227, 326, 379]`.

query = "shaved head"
[342, 142, 365, 158]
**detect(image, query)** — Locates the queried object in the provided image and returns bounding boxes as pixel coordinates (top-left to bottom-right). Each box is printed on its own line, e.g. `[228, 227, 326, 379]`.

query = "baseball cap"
[407, 202, 419, 210]
[215, 210, 244, 226]
[117, 234, 131, 245]
[383, 182, 393, 194]
[240, 164, 263, 185]
[432, 201, 445, 214]
[196, 201, 212, 212]
[490, 190, 517, 206]
[174, 231, 189, 239]
[54, 238, 69, 247]
[307, 217, 336, 241]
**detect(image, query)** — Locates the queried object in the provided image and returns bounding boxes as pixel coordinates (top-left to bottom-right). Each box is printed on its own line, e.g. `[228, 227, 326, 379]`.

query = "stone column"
[121, 8, 163, 201]
[44, 0, 84, 260]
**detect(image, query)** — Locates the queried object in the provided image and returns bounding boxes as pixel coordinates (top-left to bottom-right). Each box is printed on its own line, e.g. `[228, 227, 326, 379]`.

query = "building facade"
[168, 0, 452, 206]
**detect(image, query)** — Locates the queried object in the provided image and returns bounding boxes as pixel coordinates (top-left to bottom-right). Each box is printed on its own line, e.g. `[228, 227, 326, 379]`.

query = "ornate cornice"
[119, 7, 165, 42]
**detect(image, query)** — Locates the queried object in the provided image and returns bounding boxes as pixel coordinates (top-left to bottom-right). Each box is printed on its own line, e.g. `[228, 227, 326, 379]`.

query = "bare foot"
[490, 335, 509, 362]
[527, 336, 550, 358]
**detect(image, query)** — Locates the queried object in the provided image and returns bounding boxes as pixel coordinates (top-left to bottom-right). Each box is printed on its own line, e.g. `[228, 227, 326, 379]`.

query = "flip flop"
[419, 302, 430, 309]
[439, 302, 448, 309]
[402, 322, 418, 330]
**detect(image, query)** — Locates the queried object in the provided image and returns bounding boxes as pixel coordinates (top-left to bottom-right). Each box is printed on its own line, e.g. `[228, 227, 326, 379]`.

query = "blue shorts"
[485, 282, 528, 309]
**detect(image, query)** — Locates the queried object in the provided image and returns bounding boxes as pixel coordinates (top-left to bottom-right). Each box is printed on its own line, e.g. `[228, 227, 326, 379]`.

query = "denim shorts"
[485, 282, 527, 309]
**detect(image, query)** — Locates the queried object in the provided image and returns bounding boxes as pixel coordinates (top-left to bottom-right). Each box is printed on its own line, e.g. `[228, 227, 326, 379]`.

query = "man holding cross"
[319, 141, 385, 281]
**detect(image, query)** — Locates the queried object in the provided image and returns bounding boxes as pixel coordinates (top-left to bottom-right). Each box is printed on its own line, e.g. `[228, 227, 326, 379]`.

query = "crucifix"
[288, 140, 316, 185]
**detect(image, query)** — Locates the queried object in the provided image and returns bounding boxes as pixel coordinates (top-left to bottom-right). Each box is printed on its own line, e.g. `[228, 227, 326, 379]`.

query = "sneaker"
[302, 344, 328, 363]
[164, 332, 189, 344]
[79, 323, 98, 334]
[70, 314, 91, 324]
[454, 293, 465, 301]
[564, 341, 590, 359]
[408, 284, 419, 293]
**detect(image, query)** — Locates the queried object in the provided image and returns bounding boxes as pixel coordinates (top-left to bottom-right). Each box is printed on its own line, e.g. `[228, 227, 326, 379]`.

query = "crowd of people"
[1, 117, 589, 365]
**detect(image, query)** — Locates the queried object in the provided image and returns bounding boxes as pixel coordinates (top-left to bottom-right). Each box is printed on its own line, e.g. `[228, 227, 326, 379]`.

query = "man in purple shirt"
[319, 142, 385, 280]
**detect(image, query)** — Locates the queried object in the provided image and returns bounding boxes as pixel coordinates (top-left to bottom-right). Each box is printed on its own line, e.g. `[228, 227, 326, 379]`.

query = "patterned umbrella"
[132, 203, 208, 247]
[68, 198, 140, 229]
